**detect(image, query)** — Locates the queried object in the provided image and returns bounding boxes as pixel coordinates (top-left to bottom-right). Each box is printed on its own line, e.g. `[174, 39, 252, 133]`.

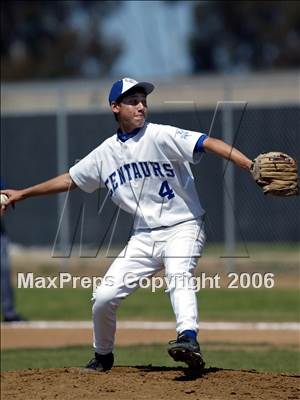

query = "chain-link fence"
[1, 74, 299, 270]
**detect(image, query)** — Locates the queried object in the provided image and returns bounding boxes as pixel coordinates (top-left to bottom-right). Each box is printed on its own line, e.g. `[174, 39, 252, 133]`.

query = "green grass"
[1, 344, 299, 374]
[14, 287, 300, 322]
[203, 241, 300, 255]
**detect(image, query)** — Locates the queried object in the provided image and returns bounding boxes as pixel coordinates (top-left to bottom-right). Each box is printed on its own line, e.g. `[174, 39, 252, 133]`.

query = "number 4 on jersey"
[159, 180, 175, 200]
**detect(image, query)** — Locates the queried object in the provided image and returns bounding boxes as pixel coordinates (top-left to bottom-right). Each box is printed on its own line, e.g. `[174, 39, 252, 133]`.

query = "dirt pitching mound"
[2, 366, 299, 400]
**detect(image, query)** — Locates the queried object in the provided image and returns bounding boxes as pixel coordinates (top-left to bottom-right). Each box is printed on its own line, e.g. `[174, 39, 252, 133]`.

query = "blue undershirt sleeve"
[194, 134, 209, 153]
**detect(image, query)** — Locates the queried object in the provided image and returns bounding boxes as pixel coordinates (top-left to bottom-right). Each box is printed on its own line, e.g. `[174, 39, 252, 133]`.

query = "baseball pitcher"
[1, 78, 298, 372]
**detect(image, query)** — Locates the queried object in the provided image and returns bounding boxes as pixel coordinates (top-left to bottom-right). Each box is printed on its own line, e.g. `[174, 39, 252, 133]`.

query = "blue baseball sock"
[181, 329, 197, 339]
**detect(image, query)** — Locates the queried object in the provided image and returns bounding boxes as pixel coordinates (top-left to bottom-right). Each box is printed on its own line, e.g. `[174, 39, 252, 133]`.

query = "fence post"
[222, 79, 235, 271]
[55, 89, 70, 269]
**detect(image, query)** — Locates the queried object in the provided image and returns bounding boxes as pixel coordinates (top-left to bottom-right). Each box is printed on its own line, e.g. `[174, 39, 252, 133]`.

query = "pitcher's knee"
[92, 287, 119, 315]
[166, 271, 194, 290]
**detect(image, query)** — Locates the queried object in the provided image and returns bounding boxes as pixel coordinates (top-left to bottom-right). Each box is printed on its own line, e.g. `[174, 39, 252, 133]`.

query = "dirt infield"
[2, 366, 299, 400]
[2, 324, 299, 399]
[1, 326, 299, 349]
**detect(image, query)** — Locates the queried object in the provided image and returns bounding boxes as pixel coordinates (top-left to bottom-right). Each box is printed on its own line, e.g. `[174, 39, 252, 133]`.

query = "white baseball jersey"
[69, 122, 207, 230]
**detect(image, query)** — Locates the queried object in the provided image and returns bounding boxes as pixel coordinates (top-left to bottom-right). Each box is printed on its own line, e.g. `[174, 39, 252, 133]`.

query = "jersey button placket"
[123, 143, 139, 188]
[118, 139, 124, 161]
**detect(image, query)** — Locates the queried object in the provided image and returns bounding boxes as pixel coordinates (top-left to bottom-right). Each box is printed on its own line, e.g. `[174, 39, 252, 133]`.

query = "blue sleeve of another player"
[194, 134, 209, 153]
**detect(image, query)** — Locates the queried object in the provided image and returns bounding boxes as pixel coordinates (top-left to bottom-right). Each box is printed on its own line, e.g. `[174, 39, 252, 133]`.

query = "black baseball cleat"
[85, 352, 114, 372]
[3, 314, 27, 322]
[168, 333, 205, 370]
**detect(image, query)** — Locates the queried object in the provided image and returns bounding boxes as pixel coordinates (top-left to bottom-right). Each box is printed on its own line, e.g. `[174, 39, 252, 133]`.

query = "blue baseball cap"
[108, 77, 154, 104]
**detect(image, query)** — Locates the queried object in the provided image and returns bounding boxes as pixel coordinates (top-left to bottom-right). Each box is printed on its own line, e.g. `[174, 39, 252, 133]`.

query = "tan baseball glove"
[250, 152, 299, 196]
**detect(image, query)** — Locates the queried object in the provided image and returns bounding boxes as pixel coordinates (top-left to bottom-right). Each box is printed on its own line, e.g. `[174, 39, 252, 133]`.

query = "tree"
[1, 0, 122, 81]
[189, 1, 300, 73]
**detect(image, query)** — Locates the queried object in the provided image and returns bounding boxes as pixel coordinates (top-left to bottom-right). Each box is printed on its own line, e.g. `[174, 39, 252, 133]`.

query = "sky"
[102, 1, 195, 80]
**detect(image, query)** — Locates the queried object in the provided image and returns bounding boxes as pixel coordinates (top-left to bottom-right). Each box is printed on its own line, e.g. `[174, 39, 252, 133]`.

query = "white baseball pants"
[92, 218, 206, 355]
